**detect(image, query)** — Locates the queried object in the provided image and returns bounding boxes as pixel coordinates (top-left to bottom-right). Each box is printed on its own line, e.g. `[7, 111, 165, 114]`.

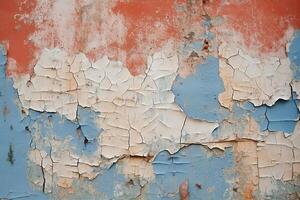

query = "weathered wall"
[0, 0, 300, 199]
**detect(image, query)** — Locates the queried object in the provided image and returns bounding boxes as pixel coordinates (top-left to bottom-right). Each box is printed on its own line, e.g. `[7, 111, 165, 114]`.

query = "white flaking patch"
[20, 46, 221, 187]
[218, 42, 293, 107]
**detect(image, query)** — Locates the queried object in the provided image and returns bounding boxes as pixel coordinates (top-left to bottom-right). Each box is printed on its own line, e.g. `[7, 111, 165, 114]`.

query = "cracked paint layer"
[243, 98, 300, 134]
[0, 45, 48, 199]
[257, 130, 300, 198]
[218, 43, 293, 107]
[1, 1, 300, 199]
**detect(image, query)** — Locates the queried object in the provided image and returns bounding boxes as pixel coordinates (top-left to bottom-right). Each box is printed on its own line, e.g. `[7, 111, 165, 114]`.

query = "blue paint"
[183, 41, 203, 53]
[148, 145, 234, 200]
[182, 17, 216, 60]
[77, 106, 102, 141]
[189, 41, 203, 51]
[29, 110, 79, 140]
[28, 109, 99, 155]
[243, 99, 299, 134]
[242, 102, 268, 132]
[266, 99, 299, 133]
[211, 102, 254, 139]
[0, 44, 48, 199]
[93, 163, 126, 199]
[202, 15, 212, 30]
[172, 56, 228, 122]
[0, 42, 103, 199]
[288, 30, 300, 79]
[26, 104, 102, 156]
[205, 31, 215, 41]
[0, 45, 6, 65]
[202, 16, 215, 41]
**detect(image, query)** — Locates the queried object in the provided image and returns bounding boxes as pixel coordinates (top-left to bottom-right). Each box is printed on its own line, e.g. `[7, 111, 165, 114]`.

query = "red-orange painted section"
[112, 0, 180, 75]
[0, 0, 37, 75]
[2, 0, 298, 76]
[0, 0, 203, 76]
[205, 0, 300, 53]
[112, 0, 205, 75]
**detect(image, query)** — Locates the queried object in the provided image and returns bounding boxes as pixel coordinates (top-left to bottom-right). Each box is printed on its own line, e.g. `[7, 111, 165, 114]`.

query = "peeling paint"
[0, 44, 48, 199]
[1, 1, 300, 199]
[244, 98, 299, 134]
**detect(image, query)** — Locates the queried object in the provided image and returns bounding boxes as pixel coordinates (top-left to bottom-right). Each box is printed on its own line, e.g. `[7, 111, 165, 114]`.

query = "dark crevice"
[84, 136, 89, 146]
[202, 39, 209, 52]
[40, 162, 46, 193]
[25, 126, 30, 132]
[7, 143, 14, 165]
[195, 183, 202, 189]
[184, 31, 195, 41]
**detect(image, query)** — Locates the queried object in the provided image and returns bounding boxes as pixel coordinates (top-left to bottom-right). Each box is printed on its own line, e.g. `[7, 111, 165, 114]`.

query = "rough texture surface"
[0, 0, 300, 199]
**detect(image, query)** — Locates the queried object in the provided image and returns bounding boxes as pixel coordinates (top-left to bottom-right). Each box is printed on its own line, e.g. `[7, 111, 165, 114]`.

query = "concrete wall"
[0, 1, 300, 199]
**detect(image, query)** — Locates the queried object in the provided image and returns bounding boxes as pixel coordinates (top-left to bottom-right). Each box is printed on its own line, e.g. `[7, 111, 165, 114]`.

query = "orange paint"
[2, 1, 299, 76]
[206, 0, 300, 53]
[111, 0, 206, 75]
[0, 0, 37, 75]
[0, 0, 205, 76]
[243, 182, 254, 200]
[112, 0, 180, 75]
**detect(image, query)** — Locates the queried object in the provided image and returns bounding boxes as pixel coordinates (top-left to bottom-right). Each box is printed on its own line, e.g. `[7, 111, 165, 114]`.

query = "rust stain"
[206, 0, 300, 53]
[179, 180, 189, 200]
[0, 0, 37, 76]
[243, 181, 254, 200]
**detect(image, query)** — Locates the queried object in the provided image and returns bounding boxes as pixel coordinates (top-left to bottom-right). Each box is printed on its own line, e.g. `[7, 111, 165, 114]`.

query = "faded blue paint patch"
[28, 110, 78, 140]
[0, 44, 48, 200]
[189, 41, 203, 51]
[28, 109, 100, 155]
[202, 16, 215, 41]
[93, 163, 126, 199]
[77, 106, 102, 141]
[182, 40, 203, 53]
[243, 98, 299, 134]
[266, 99, 299, 133]
[211, 102, 254, 139]
[148, 145, 234, 200]
[262, 178, 300, 199]
[242, 102, 268, 132]
[172, 56, 228, 122]
[0, 45, 6, 65]
[288, 30, 300, 80]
